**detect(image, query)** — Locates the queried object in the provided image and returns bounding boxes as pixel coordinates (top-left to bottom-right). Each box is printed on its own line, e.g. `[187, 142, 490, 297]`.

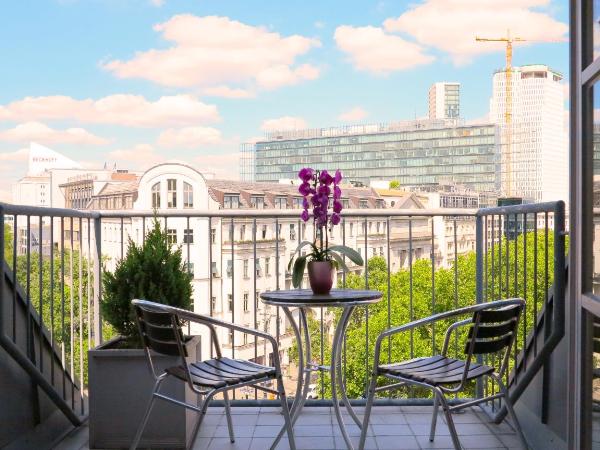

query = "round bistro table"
[260, 288, 382, 450]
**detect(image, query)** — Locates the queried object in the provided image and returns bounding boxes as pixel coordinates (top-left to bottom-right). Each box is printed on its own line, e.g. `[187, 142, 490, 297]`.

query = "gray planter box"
[88, 335, 201, 449]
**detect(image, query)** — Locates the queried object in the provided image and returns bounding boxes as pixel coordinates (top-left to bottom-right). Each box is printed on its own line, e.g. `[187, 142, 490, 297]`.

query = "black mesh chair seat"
[166, 357, 276, 388]
[380, 355, 494, 385]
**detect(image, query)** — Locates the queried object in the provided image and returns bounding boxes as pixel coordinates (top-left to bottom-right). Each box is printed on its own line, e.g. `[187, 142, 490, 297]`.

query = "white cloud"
[157, 126, 223, 149]
[0, 122, 109, 145]
[334, 25, 434, 74]
[102, 15, 321, 91]
[260, 116, 308, 132]
[149, 0, 164, 6]
[0, 147, 28, 162]
[107, 144, 164, 168]
[0, 94, 219, 127]
[201, 86, 255, 99]
[195, 152, 241, 179]
[338, 107, 368, 123]
[383, 0, 567, 65]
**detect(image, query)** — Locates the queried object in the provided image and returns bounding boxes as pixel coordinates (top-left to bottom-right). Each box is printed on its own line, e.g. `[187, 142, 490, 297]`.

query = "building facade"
[490, 64, 568, 202]
[428, 82, 460, 120]
[249, 120, 500, 192]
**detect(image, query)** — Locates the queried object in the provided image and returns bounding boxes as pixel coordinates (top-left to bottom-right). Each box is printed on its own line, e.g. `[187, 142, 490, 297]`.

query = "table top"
[260, 289, 383, 308]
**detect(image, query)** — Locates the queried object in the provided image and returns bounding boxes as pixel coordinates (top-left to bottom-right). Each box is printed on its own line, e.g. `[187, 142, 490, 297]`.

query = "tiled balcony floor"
[54, 405, 524, 450]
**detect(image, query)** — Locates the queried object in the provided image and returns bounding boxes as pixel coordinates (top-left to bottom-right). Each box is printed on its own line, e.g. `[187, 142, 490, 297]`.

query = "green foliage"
[389, 180, 400, 189]
[287, 231, 565, 399]
[102, 219, 193, 343]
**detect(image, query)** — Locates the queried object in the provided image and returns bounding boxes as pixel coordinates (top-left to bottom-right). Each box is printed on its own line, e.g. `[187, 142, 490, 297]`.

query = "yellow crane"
[476, 30, 526, 197]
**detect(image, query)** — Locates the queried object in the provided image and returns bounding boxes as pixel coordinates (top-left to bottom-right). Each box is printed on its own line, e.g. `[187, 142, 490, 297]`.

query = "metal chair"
[359, 298, 529, 450]
[129, 299, 296, 450]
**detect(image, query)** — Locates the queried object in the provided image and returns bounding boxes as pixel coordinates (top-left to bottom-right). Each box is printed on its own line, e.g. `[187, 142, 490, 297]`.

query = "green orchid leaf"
[292, 255, 307, 288]
[329, 251, 349, 273]
[329, 245, 364, 266]
[288, 240, 316, 271]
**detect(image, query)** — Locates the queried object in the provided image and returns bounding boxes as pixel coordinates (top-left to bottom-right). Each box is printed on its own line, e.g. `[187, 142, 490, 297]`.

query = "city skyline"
[0, 0, 569, 202]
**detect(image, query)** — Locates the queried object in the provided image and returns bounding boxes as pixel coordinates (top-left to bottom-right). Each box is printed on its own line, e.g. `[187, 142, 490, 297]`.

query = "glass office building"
[249, 120, 500, 192]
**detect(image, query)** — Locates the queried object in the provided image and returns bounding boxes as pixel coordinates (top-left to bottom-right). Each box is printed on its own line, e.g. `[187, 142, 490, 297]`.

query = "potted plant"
[288, 168, 364, 294]
[88, 219, 198, 449]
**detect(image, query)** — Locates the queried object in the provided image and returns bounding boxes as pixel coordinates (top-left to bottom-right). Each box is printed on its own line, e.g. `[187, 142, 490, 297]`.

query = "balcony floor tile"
[54, 405, 524, 450]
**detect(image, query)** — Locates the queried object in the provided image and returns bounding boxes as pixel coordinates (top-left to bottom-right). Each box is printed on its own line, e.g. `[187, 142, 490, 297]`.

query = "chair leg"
[358, 374, 378, 450]
[429, 393, 440, 442]
[433, 387, 463, 450]
[494, 376, 529, 449]
[223, 391, 235, 443]
[273, 375, 296, 450]
[190, 392, 214, 446]
[129, 377, 164, 450]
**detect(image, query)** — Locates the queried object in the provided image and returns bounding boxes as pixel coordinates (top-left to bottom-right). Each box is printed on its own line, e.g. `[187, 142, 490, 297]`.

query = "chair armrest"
[441, 318, 472, 356]
[132, 299, 279, 349]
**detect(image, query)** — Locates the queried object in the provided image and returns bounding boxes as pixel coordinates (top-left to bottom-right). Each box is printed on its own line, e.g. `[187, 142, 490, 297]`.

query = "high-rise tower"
[490, 64, 568, 202]
[428, 82, 460, 120]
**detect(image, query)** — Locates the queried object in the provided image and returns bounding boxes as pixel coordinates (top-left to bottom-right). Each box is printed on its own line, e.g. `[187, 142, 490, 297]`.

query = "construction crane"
[476, 30, 526, 197]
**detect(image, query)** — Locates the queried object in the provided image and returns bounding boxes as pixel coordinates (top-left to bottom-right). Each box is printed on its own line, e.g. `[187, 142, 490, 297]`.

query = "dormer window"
[292, 197, 303, 209]
[342, 199, 350, 209]
[275, 196, 287, 209]
[359, 199, 369, 209]
[151, 182, 161, 208]
[183, 182, 193, 208]
[167, 179, 177, 208]
[251, 195, 265, 209]
[224, 194, 240, 209]
[376, 199, 385, 209]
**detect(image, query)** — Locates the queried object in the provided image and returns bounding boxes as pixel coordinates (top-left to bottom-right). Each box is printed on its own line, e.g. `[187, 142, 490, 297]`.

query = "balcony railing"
[0, 201, 566, 427]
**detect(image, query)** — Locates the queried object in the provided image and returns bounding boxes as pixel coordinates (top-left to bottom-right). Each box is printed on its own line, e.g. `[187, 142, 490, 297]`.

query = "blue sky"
[0, 0, 569, 200]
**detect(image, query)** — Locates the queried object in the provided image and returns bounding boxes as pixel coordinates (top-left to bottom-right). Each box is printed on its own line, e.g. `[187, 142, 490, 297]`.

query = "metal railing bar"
[79, 217, 84, 415]
[50, 217, 55, 385]
[12, 215, 17, 343]
[364, 217, 369, 397]
[38, 216, 44, 374]
[70, 217, 75, 410]
[60, 217, 66, 399]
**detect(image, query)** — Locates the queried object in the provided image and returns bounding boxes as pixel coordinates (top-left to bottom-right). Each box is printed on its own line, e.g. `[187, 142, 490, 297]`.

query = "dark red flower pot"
[308, 260, 334, 295]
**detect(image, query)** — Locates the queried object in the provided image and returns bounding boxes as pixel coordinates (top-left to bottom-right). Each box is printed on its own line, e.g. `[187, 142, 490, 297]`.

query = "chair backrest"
[464, 303, 523, 357]
[134, 303, 188, 358]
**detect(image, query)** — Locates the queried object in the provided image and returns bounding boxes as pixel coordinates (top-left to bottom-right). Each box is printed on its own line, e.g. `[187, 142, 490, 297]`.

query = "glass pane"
[585, 310, 600, 448]
[593, 84, 600, 295]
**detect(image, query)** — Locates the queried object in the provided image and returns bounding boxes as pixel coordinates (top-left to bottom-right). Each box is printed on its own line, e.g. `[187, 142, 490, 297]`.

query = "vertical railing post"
[93, 214, 102, 346]
[0, 204, 5, 337]
[475, 212, 485, 399]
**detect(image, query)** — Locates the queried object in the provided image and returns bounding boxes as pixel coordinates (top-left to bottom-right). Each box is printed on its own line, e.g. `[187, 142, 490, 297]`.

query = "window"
[292, 197, 303, 209]
[167, 179, 177, 208]
[211, 228, 216, 244]
[350, 222, 354, 236]
[255, 291, 260, 309]
[186, 262, 194, 277]
[256, 259, 262, 277]
[228, 330, 234, 344]
[183, 182, 193, 208]
[226, 260, 233, 277]
[261, 225, 267, 239]
[167, 229, 177, 244]
[151, 182, 160, 208]
[265, 257, 270, 276]
[243, 292, 249, 312]
[224, 194, 240, 209]
[359, 199, 369, 208]
[211, 261, 220, 277]
[275, 196, 287, 209]
[243, 331, 248, 345]
[250, 195, 265, 209]
[240, 224, 246, 241]
[243, 259, 249, 278]
[211, 296, 217, 312]
[342, 199, 350, 209]
[290, 224, 296, 240]
[228, 294, 233, 312]
[183, 228, 193, 244]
